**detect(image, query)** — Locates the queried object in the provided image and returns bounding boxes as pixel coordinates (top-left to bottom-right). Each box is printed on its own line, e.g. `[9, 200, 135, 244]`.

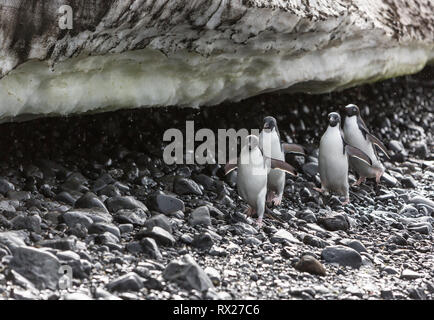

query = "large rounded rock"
[188, 206, 211, 226]
[318, 213, 350, 231]
[106, 196, 148, 213]
[75, 192, 108, 212]
[138, 226, 175, 246]
[321, 245, 362, 269]
[106, 273, 144, 292]
[163, 254, 214, 291]
[295, 255, 326, 276]
[147, 193, 185, 215]
[173, 177, 203, 196]
[10, 247, 61, 290]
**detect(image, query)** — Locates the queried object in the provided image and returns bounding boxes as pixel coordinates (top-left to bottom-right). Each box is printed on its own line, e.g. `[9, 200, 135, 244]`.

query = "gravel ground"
[0, 67, 432, 300]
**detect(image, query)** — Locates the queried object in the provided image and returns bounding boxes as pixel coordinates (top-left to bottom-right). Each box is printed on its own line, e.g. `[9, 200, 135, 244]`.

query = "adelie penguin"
[224, 135, 296, 227]
[259, 116, 305, 206]
[343, 104, 390, 185]
[316, 112, 372, 205]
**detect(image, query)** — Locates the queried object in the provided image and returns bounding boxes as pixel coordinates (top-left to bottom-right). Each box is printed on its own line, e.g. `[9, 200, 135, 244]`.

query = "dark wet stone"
[0, 231, 28, 253]
[67, 223, 88, 239]
[106, 196, 148, 213]
[180, 234, 194, 244]
[339, 239, 367, 253]
[106, 273, 144, 292]
[163, 254, 214, 291]
[302, 162, 318, 177]
[381, 173, 398, 187]
[407, 222, 432, 234]
[244, 236, 262, 246]
[380, 289, 394, 300]
[92, 173, 115, 192]
[321, 246, 362, 268]
[271, 229, 301, 244]
[193, 174, 218, 192]
[138, 226, 175, 246]
[75, 192, 108, 212]
[389, 140, 405, 153]
[401, 177, 417, 188]
[11, 215, 41, 233]
[140, 238, 163, 260]
[207, 206, 225, 219]
[7, 191, 31, 201]
[60, 175, 89, 194]
[294, 255, 326, 276]
[414, 143, 428, 159]
[55, 192, 76, 206]
[0, 178, 15, 195]
[408, 288, 427, 300]
[296, 210, 317, 223]
[125, 241, 143, 254]
[189, 206, 212, 226]
[173, 177, 203, 196]
[409, 196, 434, 209]
[303, 234, 329, 248]
[62, 210, 93, 228]
[99, 185, 122, 197]
[192, 233, 214, 250]
[119, 224, 134, 234]
[382, 266, 399, 275]
[0, 200, 16, 212]
[88, 222, 121, 238]
[318, 213, 350, 231]
[143, 214, 172, 233]
[114, 209, 147, 226]
[10, 247, 61, 290]
[143, 277, 164, 290]
[0, 215, 12, 228]
[147, 193, 185, 215]
[95, 232, 120, 245]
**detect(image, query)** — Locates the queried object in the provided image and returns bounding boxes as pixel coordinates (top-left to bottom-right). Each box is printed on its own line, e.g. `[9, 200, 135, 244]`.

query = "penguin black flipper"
[281, 143, 306, 156]
[268, 157, 297, 176]
[345, 145, 373, 166]
[357, 116, 370, 140]
[224, 159, 239, 175]
[367, 133, 390, 159]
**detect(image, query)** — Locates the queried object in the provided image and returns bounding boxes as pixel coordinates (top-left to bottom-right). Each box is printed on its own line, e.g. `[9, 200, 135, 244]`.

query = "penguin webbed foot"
[375, 170, 383, 184]
[352, 176, 366, 187]
[271, 195, 282, 206]
[256, 217, 263, 228]
[313, 187, 324, 193]
[341, 198, 350, 206]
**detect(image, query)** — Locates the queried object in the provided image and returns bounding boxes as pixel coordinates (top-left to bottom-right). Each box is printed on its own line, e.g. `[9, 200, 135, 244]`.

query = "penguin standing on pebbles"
[343, 104, 390, 185]
[316, 112, 372, 205]
[225, 135, 296, 226]
[259, 116, 305, 206]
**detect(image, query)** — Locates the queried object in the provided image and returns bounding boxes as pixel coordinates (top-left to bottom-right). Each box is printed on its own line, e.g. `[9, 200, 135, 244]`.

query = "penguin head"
[246, 135, 260, 151]
[263, 116, 277, 132]
[328, 112, 341, 127]
[345, 104, 360, 117]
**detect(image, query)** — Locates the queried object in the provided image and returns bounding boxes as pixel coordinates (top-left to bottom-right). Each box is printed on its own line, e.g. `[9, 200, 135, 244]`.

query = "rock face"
[0, 0, 433, 121]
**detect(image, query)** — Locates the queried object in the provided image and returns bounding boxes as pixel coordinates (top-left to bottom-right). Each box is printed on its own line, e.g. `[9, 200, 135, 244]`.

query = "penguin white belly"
[259, 131, 285, 195]
[319, 127, 349, 196]
[237, 149, 268, 209]
[344, 118, 383, 178]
